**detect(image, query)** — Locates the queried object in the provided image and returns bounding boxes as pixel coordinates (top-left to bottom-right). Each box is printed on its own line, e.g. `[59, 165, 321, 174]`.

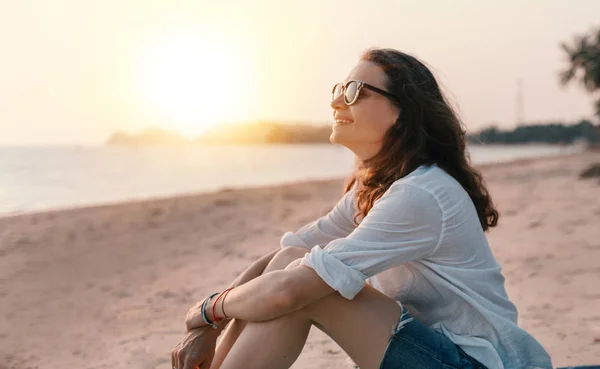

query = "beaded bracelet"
[201, 292, 220, 329]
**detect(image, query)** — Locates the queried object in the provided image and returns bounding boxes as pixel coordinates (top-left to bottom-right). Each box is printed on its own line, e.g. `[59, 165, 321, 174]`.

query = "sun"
[134, 27, 252, 137]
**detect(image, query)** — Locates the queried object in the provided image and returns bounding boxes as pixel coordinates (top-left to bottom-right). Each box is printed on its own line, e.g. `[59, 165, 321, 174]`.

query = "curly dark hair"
[344, 48, 499, 231]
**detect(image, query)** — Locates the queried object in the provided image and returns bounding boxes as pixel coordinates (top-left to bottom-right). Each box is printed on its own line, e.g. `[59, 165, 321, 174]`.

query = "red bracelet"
[221, 288, 233, 319]
[212, 288, 233, 323]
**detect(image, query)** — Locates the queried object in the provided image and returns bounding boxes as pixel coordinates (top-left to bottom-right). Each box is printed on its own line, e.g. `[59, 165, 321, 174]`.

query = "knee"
[284, 258, 302, 271]
[277, 246, 309, 262]
[264, 246, 309, 273]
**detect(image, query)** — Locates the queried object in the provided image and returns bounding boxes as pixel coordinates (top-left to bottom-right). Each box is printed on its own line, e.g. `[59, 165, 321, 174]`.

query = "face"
[330, 60, 401, 160]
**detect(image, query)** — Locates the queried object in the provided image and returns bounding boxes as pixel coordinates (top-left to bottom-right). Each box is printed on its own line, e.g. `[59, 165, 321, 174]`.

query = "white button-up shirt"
[280, 164, 553, 369]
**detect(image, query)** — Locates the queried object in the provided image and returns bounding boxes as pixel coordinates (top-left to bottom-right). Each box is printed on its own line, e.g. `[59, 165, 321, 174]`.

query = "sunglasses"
[332, 80, 400, 106]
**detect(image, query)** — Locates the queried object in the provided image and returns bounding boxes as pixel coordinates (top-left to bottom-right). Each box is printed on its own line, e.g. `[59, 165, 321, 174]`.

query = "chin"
[330, 132, 343, 145]
[330, 134, 351, 150]
[329, 132, 337, 144]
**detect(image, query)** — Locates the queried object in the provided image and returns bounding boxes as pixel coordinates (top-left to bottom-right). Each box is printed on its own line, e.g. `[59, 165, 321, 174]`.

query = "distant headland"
[105, 122, 333, 146]
[105, 120, 599, 146]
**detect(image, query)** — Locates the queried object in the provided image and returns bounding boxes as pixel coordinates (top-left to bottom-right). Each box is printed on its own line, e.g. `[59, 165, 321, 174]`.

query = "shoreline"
[0, 175, 348, 220]
[0, 150, 585, 221]
[1, 151, 599, 368]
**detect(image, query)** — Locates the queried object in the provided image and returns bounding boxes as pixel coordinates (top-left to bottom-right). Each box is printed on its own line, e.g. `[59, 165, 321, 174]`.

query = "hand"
[171, 327, 219, 369]
[185, 299, 209, 332]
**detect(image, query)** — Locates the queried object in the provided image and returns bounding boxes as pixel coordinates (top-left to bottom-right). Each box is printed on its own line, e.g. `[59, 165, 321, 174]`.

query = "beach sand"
[1, 152, 599, 369]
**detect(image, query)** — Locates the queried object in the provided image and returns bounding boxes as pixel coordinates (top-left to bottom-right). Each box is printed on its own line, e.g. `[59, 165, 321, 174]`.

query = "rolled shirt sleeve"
[280, 183, 359, 250]
[300, 183, 444, 300]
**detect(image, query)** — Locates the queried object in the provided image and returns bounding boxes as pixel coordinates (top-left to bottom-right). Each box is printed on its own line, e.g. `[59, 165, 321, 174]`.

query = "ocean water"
[0, 144, 579, 215]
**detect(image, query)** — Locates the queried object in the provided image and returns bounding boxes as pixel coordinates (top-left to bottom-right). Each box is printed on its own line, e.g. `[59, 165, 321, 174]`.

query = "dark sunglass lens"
[345, 81, 358, 104]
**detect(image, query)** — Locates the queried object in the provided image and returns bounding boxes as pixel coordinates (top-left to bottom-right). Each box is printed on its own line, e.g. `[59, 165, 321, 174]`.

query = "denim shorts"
[376, 303, 488, 369]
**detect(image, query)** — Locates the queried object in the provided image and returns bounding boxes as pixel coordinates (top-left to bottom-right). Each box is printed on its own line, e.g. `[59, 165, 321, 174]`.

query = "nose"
[330, 92, 347, 111]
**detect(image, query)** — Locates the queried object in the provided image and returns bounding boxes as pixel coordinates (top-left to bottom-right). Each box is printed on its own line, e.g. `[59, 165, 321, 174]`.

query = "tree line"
[468, 120, 599, 145]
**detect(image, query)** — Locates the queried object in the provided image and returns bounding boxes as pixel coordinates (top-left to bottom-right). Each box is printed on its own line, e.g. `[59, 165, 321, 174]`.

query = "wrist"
[200, 292, 220, 329]
[206, 295, 220, 322]
[206, 290, 233, 328]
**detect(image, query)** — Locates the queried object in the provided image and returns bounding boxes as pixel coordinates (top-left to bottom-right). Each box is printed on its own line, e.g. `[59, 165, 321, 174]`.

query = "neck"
[350, 142, 381, 161]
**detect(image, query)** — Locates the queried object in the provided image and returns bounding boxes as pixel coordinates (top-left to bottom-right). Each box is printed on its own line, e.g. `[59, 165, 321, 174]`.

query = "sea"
[0, 144, 580, 215]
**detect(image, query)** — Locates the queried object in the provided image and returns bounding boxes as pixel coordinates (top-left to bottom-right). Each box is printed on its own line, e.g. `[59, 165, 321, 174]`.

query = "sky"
[0, 0, 599, 146]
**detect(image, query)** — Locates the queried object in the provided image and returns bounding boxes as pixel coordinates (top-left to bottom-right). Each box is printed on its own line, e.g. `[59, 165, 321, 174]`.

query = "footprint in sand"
[112, 290, 133, 299]
[155, 290, 178, 299]
[29, 216, 39, 225]
[523, 256, 540, 264]
[557, 276, 572, 285]
[282, 192, 310, 202]
[123, 348, 163, 369]
[214, 198, 238, 207]
[528, 221, 542, 229]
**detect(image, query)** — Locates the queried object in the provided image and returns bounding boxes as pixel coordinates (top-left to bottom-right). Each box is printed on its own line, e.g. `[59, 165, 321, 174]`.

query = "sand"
[1, 152, 599, 369]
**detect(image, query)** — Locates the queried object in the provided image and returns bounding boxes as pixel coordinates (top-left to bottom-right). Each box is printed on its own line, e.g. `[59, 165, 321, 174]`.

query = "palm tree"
[559, 27, 600, 120]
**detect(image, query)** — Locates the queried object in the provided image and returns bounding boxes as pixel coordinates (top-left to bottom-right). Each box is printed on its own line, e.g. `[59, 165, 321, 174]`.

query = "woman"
[171, 48, 553, 369]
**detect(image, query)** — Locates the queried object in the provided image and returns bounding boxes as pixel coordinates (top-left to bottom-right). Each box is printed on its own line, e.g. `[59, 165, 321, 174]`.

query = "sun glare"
[134, 27, 253, 137]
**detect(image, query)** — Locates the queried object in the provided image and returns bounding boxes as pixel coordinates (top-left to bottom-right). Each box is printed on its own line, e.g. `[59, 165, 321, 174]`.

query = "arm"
[174, 265, 333, 369]
[228, 248, 279, 288]
[199, 185, 360, 324]
[200, 183, 443, 324]
[205, 265, 335, 324]
[192, 248, 279, 334]
[189, 186, 358, 332]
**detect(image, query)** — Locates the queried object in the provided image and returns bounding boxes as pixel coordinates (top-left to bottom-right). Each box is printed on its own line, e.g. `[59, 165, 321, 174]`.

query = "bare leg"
[218, 280, 402, 369]
[210, 247, 308, 369]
